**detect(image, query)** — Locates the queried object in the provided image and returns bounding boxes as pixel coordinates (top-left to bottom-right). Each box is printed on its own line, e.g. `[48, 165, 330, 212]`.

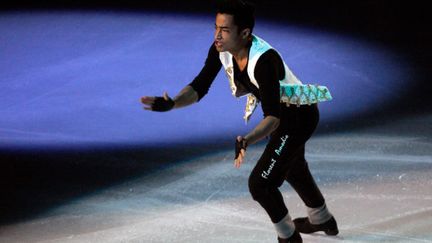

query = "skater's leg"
[288, 161, 339, 235]
[285, 149, 326, 209]
[248, 138, 290, 223]
[248, 114, 318, 241]
[248, 132, 303, 240]
[281, 105, 338, 235]
[279, 104, 325, 210]
[248, 124, 313, 222]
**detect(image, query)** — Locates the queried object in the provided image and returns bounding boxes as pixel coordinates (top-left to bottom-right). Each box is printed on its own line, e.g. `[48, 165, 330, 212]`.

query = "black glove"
[235, 137, 248, 160]
[152, 96, 175, 112]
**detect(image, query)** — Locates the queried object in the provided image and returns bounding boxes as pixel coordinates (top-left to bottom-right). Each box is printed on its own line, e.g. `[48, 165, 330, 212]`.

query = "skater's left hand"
[234, 136, 247, 168]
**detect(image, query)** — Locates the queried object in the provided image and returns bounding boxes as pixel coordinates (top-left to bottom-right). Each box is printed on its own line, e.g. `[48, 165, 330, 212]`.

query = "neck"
[231, 40, 250, 61]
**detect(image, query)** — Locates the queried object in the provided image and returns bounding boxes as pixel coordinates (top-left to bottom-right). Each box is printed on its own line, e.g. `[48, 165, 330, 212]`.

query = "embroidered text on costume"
[275, 135, 288, 156]
[261, 158, 277, 179]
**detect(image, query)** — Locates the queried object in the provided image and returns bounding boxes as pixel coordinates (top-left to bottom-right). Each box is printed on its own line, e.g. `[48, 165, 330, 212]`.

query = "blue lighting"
[0, 11, 411, 149]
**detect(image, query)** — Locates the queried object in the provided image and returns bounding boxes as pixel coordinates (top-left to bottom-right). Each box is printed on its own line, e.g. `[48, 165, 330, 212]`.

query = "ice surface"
[1, 115, 431, 242]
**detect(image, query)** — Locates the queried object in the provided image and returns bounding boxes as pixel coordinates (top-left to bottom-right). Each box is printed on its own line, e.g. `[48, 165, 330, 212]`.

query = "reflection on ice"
[1, 122, 431, 242]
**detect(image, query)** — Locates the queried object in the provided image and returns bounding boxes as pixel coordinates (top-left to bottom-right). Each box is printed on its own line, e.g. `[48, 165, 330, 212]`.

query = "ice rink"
[1, 117, 431, 242]
[1, 2, 431, 242]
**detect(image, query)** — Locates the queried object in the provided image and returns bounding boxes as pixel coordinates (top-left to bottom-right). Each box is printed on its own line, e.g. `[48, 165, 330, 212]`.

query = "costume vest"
[219, 35, 332, 123]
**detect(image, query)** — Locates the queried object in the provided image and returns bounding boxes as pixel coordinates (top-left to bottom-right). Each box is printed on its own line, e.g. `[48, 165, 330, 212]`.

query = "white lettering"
[261, 158, 277, 179]
[274, 135, 289, 156]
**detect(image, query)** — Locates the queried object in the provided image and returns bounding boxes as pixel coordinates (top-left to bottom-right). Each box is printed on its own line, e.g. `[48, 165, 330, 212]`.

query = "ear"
[242, 28, 250, 39]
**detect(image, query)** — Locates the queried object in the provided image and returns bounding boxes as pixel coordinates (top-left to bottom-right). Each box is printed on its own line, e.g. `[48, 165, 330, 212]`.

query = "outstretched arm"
[141, 85, 199, 111]
[172, 85, 199, 109]
[141, 44, 221, 112]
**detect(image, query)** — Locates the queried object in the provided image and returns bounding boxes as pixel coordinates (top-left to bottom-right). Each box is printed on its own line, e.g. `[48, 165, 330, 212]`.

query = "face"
[214, 13, 246, 53]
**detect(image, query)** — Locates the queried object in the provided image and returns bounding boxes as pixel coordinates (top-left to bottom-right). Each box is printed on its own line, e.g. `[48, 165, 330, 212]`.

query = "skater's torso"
[189, 40, 285, 119]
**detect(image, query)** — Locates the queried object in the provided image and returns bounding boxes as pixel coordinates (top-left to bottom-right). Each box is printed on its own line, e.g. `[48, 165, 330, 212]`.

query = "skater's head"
[214, 0, 255, 52]
[216, 0, 255, 36]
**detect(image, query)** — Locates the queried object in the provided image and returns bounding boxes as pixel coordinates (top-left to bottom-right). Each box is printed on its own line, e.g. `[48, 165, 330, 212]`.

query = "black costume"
[189, 43, 326, 224]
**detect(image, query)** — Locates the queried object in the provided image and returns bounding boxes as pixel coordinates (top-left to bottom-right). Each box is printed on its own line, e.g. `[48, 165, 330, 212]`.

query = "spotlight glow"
[0, 11, 411, 148]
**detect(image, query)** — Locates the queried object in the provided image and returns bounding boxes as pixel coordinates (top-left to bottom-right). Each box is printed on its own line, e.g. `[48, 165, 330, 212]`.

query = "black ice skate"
[293, 216, 339, 235]
[277, 230, 302, 243]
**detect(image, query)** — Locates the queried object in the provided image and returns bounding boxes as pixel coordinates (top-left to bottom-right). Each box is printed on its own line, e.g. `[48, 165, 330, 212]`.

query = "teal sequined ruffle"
[280, 84, 332, 106]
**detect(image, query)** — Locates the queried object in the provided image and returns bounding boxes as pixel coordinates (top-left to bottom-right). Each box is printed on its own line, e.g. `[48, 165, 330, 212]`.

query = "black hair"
[216, 0, 255, 35]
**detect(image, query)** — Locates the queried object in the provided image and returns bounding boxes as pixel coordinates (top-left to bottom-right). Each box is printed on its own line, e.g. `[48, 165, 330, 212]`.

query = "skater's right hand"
[141, 92, 175, 112]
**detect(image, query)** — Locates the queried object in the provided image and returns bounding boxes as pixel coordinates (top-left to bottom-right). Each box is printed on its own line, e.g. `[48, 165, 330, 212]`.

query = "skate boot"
[293, 216, 339, 235]
[277, 230, 302, 243]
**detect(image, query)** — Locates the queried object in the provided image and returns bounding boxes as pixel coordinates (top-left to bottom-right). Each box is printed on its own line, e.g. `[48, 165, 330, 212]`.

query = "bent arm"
[244, 115, 280, 145]
[244, 49, 285, 145]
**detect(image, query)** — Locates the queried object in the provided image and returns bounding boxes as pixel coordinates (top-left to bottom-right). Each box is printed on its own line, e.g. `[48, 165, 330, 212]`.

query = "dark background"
[3, 0, 431, 105]
[1, 0, 431, 225]
[2, 0, 431, 50]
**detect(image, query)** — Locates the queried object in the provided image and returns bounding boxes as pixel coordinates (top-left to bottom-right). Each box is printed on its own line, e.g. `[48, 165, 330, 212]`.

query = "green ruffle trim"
[280, 84, 332, 106]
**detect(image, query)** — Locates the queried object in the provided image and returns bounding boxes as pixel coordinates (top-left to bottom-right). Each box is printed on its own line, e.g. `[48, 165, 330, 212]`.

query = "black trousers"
[248, 104, 325, 223]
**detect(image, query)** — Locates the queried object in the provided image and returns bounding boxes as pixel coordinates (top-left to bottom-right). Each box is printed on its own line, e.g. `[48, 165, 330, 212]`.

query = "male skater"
[141, 0, 338, 242]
